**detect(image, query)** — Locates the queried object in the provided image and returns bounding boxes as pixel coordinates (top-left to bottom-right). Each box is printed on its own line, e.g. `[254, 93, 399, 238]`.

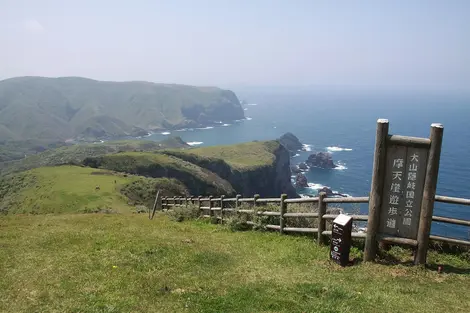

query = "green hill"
[0, 76, 244, 141]
[83, 152, 236, 196]
[0, 137, 189, 176]
[0, 166, 188, 214]
[0, 140, 297, 214]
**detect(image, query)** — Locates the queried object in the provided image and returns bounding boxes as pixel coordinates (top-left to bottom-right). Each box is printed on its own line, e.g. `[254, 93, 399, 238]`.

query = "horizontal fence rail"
[161, 193, 470, 247]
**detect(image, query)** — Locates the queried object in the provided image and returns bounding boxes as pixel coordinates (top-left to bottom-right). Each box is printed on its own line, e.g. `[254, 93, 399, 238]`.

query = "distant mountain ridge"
[0, 76, 245, 141]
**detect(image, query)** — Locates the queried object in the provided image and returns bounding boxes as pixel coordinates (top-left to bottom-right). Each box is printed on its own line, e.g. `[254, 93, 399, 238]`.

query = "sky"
[1, 0, 469, 90]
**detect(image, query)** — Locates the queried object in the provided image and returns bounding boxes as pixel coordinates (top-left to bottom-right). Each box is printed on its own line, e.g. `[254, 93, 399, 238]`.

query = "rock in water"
[295, 173, 309, 188]
[318, 186, 334, 196]
[298, 162, 309, 170]
[290, 165, 301, 174]
[279, 132, 303, 154]
[306, 152, 337, 169]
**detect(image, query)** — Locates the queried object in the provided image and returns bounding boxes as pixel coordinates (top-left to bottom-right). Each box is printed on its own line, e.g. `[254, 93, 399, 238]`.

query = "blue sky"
[1, 0, 469, 89]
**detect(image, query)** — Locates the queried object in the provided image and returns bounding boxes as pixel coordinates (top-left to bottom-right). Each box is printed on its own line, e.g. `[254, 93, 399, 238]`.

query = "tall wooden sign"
[364, 119, 443, 265]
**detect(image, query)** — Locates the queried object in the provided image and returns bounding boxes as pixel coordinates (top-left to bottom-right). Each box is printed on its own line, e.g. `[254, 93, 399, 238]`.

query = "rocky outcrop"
[306, 152, 336, 169]
[295, 173, 308, 188]
[279, 132, 303, 154]
[290, 165, 301, 174]
[298, 162, 309, 170]
[162, 143, 298, 198]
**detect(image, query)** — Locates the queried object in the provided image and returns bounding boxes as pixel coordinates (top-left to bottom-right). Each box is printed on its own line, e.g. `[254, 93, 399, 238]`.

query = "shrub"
[167, 204, 201, 222]
[225, 215, 251, 232]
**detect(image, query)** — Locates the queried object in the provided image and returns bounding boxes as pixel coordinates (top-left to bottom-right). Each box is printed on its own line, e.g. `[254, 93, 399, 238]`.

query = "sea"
[147, 88, 470, 240]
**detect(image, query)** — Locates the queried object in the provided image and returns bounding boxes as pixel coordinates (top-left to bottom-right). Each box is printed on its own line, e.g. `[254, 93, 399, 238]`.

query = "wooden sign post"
[330, 214, 353, 267]
[364, 119, 443, 265]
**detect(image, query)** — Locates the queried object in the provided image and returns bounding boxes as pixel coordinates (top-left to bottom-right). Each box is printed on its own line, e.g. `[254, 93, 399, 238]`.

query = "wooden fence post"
[235, 194, 241, 209]
[220, 195, 225, 224]
[173, 196, 177, 208]
[185, 197, 188, 207]
[317, 192, 327, 245]
[254, 194, 260, 206]
[198, 196, 202, 211]
[280, 194, 287, 234]
[208, 196, 213, 218]
[364, 119, 389, 262]
[415, 123, 444, 265]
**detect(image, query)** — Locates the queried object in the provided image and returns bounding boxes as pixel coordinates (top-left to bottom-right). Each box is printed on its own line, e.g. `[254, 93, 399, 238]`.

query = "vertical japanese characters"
[387, 157, 404, 229]
[404, 153, 419, 226]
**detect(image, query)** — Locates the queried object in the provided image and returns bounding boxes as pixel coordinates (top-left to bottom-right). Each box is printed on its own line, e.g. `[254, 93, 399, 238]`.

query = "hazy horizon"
[1, 0, 469, 91]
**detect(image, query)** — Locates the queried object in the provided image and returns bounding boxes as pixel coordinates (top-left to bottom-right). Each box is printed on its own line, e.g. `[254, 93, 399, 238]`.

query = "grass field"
[187, 141, 279, 169]
[0, 166, 190, 214]
[1, 213, 469, 313]
[0, 166, 138, 214]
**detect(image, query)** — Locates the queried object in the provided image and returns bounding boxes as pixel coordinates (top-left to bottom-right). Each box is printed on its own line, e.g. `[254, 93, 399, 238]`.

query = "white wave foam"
[247, 103, 258, 106]
[299, 194, 311, 198]
[302, 144, 312, 152]
[293, 153, 300, 157]
[334, 164, 348, 170]
[197, 126, 214, 130]
[215, 121, 223, 124]
[244, 108, 248, 111]
[327, 146, 353, 152]
[187, 141, 203, 146]
[161, 131, 171, 135]
[175, 128, 187, 132]
[222, 123, 231, 127]
[246, 117, 253, 121]
[307, 183, 327, 190]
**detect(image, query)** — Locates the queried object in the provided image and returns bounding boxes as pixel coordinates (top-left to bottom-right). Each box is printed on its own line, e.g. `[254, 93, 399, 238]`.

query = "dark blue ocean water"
[148, 89, 470, 240]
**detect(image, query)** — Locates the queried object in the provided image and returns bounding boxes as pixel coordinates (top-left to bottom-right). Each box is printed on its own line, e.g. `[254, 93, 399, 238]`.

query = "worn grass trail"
[1, 213, 469, 313]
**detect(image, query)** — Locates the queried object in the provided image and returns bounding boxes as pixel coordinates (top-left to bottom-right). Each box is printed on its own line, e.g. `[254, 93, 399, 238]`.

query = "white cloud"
[23, 19, 45, 34]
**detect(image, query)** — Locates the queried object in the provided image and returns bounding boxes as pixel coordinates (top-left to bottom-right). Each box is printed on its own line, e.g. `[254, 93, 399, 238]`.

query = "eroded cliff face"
[163, 143, 298, 198]
[231, 144, 297, 198]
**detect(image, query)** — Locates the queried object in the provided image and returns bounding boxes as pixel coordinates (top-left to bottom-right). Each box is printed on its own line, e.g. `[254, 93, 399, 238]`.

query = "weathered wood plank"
[387, 135, 431, 148]
[280, 194, 287, 234]
[283, 227, 318, 233]
[284, 198, 319, 203]
[237, 209, 254, 214]
[258, 211, 281, 216]
[256, 198, 281, 203]
[323, 197, 369, 203]
[323, 214, 368, 221]
[378, 234, 418, 246]
[283, 213, 319, 218]
[434, 195, 470, 205]
[364, 119, 389, 262]
[317, 192, 327, 245]
[266, 224, 281, 231]
[429, 235, 470, 246]
[239, 198, 255, 202]
[432, 216, 470, 226]
[322, 231, 367, 239]
[416, 123, 444, 265]
[222, 198, 237, 202]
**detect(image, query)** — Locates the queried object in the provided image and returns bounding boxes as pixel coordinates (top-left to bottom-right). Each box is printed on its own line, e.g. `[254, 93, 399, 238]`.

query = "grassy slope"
[85, 152, 235, 196]
[0, 166, 187, 214]
[0, 137, 189, 176]
[0, 214, 469, 313]
[184, 140, 280, 169]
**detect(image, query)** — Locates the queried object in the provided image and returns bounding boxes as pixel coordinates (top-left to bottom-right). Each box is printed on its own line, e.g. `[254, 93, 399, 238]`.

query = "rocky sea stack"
[306, 152, 337, 169]
[295, 173, 308, 188]
[279, 132, 303, 156]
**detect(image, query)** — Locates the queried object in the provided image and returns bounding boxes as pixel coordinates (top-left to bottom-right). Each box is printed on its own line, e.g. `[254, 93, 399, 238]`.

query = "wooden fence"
[161, 193, 470, 248]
